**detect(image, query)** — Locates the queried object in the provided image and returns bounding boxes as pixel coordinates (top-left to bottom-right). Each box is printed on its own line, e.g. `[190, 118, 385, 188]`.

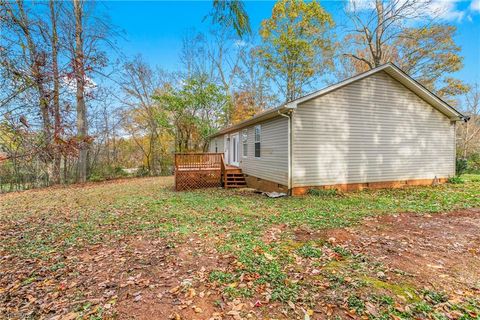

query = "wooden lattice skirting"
[175, 169, 222, 191]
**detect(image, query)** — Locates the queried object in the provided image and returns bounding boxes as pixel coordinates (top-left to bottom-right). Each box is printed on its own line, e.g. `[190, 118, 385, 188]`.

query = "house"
[207, 63, 465, 195]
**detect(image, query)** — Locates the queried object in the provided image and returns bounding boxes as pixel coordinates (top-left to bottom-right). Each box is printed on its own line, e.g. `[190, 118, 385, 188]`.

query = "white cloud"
[428, 0, 465, 21]
[471, 0, 480, 12]
[62, 75, 97, 94]
[347, 0, 471, 22]
[346, 0, 376, 12]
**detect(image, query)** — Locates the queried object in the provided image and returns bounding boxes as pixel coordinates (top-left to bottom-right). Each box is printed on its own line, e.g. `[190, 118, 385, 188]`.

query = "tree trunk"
[50, 0, 61, 184]
[9, 0, 53, 175]
[149, 120, 159, 175]
[63, 155, 68, 183]
[74, 0, 88, 183]
[373, 0, 384, 67]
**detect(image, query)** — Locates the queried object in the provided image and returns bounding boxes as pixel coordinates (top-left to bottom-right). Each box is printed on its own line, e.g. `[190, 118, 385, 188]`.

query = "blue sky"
[106, 0, 480, 85]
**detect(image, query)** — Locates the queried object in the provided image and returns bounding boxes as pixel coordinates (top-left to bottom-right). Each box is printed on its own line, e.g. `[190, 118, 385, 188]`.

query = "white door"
[230, 133, 240, 167]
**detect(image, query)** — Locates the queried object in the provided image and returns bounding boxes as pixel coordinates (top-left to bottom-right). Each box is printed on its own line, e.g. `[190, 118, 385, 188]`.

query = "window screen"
[254, 125, 261, 158]
[242, 129, 248, 157]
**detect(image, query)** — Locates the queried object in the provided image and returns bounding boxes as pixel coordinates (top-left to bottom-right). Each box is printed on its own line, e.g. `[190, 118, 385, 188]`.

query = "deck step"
[226, 184, 246, 188]
[223, 169, 246, 188]
[225, 169, 242, 174]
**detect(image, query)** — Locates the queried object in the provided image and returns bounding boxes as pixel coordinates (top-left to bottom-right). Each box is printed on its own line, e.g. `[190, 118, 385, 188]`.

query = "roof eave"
[208, 104, 293, 139]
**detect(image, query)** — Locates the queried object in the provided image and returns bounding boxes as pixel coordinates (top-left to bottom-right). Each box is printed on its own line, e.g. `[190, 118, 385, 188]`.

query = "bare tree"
[49, 0, 62, 184]
[0, 0, 124, 191]
[73, 0, 88, 182]
[2, 0, 53, 159]
[205, 28, 246, 125]
[344, 0, 432, 69]
[119, 56, 169, 174]
[179, 28, 271, 126]
[238, 46, 276, 110]
[341, 0, 467, 100]
[458, 85, 480, 158]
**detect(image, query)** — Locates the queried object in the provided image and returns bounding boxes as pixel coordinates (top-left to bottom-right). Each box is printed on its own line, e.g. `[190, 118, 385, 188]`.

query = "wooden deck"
[176, 165, 238, 171]
[174, 153, 246, 191]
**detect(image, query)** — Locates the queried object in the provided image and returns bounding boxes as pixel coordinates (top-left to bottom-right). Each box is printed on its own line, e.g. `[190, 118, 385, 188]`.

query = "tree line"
[0, 0, 478, 192]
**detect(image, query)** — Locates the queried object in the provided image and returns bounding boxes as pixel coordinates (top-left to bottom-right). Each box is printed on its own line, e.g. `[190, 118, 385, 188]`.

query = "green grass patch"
[209, 271, 236, 284]
[363, 277, 420, 303]
[448, 176, 465, 184]
[296, 243, 322, 258]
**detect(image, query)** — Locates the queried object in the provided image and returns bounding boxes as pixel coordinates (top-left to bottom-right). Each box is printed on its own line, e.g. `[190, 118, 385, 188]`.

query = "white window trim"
[242, 129, 248, 158]
[254, 125, 261, 159]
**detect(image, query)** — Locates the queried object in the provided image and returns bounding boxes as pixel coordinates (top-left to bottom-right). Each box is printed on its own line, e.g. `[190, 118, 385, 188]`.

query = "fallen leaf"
[264, 252, 274, 260]
[288, 300, 295, 310]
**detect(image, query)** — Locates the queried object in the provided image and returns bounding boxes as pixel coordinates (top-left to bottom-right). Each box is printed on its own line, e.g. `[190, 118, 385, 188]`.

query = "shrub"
[467, 153, 480, 173]
[135, 166, 150, 177]
[88, 165, 129, 182]
[447, 176, 464, 184]
[456, 158, 468, 176]
[88, 173, 104, 182]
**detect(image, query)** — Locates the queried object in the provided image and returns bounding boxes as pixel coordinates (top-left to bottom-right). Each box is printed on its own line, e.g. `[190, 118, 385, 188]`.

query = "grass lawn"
[1, 175, 479, 319]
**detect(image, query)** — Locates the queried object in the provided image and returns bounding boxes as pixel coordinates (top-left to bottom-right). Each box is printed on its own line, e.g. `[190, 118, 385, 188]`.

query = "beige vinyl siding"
[208, 136, 224, 153]
[293, 71, 455, 187]
[239, 116, 289, 185]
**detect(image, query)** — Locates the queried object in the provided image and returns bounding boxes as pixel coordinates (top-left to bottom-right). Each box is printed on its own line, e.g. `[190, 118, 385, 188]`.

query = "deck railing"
[175, 153, 223, 170]
[174, 153, 224, 190]
[220, 153, 226, 188]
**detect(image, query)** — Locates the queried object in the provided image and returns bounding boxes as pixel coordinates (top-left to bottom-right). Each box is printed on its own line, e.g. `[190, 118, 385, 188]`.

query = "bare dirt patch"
[114, 236, 225, 320]
[332, 209, 480, 293]
[0, 235, 227, 319]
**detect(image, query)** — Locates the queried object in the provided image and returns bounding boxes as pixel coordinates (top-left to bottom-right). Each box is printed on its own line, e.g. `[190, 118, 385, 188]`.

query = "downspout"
[278, 109, 294, 195]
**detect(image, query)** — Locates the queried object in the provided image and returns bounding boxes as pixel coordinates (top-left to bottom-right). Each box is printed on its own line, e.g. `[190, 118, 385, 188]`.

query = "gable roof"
[210, 63, 465, 138]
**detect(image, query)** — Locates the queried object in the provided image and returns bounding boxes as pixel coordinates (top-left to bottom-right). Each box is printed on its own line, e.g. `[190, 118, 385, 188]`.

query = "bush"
[88, 173, 104, 182]
[456, 158, 468, 176]
[88, 165, 128, 182]
[135, 166, 150, 177]
[447, 176, 464, 184]
[467, 153, 480, 173]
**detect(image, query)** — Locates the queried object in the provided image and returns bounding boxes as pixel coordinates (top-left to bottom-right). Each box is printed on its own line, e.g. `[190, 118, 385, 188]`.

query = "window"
[254, 125, 261, 158]
[242, 129, 248, 157]
[214, 139, 218, 153]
